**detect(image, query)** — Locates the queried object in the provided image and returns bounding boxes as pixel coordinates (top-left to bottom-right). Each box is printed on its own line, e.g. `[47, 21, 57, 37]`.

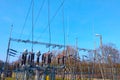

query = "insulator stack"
[28, 52, 35, 66]
[36, 51, 41, 65]
[21, 54, 24, 65]
[21, 49, 28, 66]
[17, 63, 19, 69]
[42, 53, 46, 65]
[48, 53, 51, 64]
[58, 57, 60, 64]
[62, 56, 65, 65]
[28, 54, 31, 65]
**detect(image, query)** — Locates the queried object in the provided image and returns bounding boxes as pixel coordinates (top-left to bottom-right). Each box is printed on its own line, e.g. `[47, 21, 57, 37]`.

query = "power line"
[32, 0, 34, 52]
[34, 0, 46, 25]
[48, 0, 51, 51]
[27, 0, 46, 40]
[36, 0, 65, 40]
[62, 0, 66, 79]
[19, 0, 33, 39]
[62, 0, 65, 50]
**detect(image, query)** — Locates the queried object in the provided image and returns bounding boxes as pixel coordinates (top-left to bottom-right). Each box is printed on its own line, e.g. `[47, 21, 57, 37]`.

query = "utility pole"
[96, 34, 105, 80]
[4, 25, 13, 78]
[74, 37, 78, 80]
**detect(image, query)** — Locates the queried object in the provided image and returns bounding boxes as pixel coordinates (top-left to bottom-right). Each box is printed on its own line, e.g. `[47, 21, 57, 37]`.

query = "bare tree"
[102, 43, 119, 64]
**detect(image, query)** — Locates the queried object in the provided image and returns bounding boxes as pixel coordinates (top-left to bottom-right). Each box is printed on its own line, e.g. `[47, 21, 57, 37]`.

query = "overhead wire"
[19, 0, 33, 39]
[27, 0, 46, 40]
[62, 0, 65, 51]
[48, 0, 51, 51]
[62, 0, 66, 79]
[32, 0, 34, 52]
[36, 0, 65, 40]
[35, 0, 46, 25]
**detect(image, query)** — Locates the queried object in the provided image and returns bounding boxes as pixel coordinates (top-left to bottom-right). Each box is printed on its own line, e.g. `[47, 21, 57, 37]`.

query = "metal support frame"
[10, 38, 93, 52]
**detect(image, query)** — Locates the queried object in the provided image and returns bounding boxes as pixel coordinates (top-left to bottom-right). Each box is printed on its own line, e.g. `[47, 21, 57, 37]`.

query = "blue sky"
[0, 0, 120, 62]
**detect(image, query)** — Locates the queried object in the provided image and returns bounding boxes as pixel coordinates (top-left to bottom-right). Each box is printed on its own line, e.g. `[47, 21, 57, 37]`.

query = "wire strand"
[32, 0, 34, 52]
[19, 0, 33, 39]
[62, 0, 65, 50]
[48, 0, 51, 51]
[62, 0, 66, 79]
[35, 0, 46, 25]
[37, 0, 65, 40]
[27, 0, 46, 40]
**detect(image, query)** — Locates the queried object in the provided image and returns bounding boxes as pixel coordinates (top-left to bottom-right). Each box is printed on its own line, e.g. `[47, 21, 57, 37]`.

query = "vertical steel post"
[4, 25, 13, 78]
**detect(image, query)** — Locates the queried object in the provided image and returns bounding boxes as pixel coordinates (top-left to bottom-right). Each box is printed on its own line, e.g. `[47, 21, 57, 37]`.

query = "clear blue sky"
[0, 0, 120, 62]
